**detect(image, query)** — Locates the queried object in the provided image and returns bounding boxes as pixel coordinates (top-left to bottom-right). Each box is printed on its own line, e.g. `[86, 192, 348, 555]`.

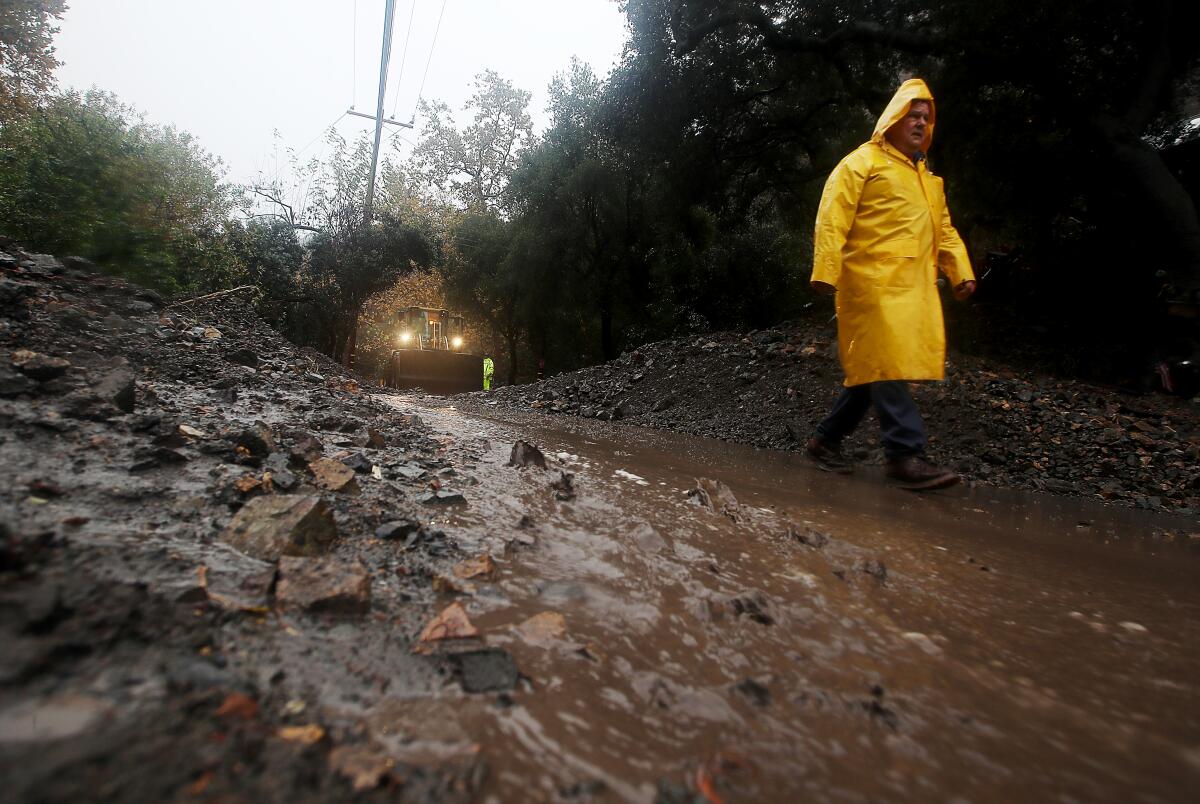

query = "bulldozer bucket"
[385, 350, 484, 394]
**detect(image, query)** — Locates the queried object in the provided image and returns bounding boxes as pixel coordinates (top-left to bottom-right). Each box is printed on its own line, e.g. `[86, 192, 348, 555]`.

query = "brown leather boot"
[806, 437, 854, 474]
[885, 455, 959, 490]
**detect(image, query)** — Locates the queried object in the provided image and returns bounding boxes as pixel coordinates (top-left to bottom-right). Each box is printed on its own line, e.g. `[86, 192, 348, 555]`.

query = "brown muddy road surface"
[396, 395, 1200, 803]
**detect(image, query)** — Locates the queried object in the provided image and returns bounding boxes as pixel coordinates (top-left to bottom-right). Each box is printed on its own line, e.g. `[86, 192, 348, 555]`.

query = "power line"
[411, 0, 448, 123]
[391, 0, 419, 118]
[295, 110, 350, 159]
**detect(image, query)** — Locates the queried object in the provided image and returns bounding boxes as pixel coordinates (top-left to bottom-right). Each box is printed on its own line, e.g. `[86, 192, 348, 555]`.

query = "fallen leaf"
[452, 554, 496, 580]
[215, 692, 258, 720]
[418, 602, 479, 642]
[515, 611, 567, 646]
[278, 724, 325, 745]
[235, 475, 261, 493]
[187, 770, 214, 796]
[329, 744, 393, 792]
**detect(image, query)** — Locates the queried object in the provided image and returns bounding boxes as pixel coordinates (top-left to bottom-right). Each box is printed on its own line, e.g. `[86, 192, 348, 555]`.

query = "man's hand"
[811, 280, 836, 296]
[953, 280, 976, 301]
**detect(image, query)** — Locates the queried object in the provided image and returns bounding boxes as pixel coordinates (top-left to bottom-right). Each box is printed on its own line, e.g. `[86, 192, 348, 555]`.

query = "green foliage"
[0, 0, 66, 122]
[0, 90, 236, 292]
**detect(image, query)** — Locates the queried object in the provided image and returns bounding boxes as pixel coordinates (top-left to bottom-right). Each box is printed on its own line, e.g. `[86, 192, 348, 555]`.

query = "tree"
[410, 70, 533, 212]
[0, 89, 237, 293]
[0, 0, 66, 123]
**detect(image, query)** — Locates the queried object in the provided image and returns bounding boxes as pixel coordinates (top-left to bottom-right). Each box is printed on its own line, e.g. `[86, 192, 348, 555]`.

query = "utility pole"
[360, 0, 413, 228]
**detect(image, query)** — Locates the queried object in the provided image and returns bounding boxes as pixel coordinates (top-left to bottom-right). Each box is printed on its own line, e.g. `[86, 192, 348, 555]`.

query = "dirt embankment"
[486, 324, 1200, 514]
[0, 246, 514, 800]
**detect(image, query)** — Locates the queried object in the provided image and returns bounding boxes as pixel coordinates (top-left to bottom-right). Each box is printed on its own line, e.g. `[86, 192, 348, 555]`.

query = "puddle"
[384, 396, 1200, 802]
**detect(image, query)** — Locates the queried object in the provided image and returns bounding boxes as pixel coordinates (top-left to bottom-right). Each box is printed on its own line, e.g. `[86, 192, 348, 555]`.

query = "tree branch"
[672, 5, 941, 58]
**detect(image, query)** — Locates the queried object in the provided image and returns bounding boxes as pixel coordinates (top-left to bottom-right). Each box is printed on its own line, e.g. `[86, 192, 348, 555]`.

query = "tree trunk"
[1094, 114, 1200, 300]
[507, 330, 519, 386]
[340, 304, 362, 369]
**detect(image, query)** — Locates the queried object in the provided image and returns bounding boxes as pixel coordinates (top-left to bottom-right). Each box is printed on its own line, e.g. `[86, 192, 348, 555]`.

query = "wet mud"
[389, 398, 1200, 802]
[2, 249, 1198, 802]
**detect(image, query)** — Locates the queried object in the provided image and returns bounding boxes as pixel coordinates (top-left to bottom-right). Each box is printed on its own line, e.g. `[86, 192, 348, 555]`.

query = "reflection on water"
[390, 397, 1200, 803]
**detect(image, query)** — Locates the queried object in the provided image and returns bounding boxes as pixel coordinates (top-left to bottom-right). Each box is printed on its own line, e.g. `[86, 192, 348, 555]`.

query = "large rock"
[507, 440, 547, 469]
[309, 457, 359, 493]
[220, 495, 336, 560]
[11, 350, 71, 381]
[276, 556, 371, 613]
[94, 367, 136, 413]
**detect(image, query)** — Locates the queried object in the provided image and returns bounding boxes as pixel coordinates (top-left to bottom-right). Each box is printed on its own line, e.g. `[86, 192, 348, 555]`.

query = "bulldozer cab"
[386, 306, 482, 393]
[396, 307, 466, 351]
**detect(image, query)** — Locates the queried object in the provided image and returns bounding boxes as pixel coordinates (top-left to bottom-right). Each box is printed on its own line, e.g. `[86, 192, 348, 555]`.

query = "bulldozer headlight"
[398, 331, 411, 345]
[451, 336, 463, 350]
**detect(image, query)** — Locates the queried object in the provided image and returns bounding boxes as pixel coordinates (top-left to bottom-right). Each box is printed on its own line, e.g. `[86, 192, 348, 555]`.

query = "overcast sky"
[53, 0, 628, 186]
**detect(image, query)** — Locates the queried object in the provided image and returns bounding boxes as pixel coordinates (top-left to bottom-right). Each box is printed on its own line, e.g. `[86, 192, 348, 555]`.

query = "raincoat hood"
[871, 78, 936, 152]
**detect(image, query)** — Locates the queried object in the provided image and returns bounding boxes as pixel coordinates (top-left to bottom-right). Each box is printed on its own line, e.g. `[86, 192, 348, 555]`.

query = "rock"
[289, 432, 323, 463]
[232, 421, 276, 457]
[352, 428, 386, 449]
[130, 446, 188, 472]
[200, 549, 276, 612]
[11, 350, 71, 381]
[651, 394, 677, 413]
[340, 452, 373, 474]
[857, 559, 888, 583]
[787, 523, 829, 548]
[418, 602, 480, 642]
[94, 367, 136, 413]
[514, 611, 566, 646]
[224, 347, 259, 368]
[375, 519, 420, 540]
[393, 463, 426, 480]
[308, 457, 359, 493]
[19, 253, 64, 276]
[732, 678, 771, 707]
[452, 554, 496, 580]
[507, 440, 547, 469]
[452, 649, 519, 693]
[687, 478, 740, 521]
[551, 472, 576, 501]
[276, 556, 371, 613]
[418, 490, 465, 505]
[630, 523, 668, 553]
[731, 593, 775, 625]
[0, 365, 35, 397]
[220, 495, 336, 560]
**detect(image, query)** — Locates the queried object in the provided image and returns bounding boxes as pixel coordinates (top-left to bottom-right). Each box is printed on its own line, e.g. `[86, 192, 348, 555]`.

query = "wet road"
[387, 395, 1200, 803]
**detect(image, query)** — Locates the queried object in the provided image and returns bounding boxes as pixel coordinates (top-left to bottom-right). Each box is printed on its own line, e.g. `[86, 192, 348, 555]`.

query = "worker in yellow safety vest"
[482, 357, 494, 391]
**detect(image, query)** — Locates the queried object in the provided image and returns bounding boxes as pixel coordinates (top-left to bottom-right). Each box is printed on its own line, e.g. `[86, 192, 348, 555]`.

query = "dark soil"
[0, 246, 497, 801]
[483, 322, 1200, 514]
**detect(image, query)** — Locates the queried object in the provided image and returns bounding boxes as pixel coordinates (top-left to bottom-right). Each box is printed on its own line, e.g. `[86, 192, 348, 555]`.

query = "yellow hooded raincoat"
[812, 79, 974, 387]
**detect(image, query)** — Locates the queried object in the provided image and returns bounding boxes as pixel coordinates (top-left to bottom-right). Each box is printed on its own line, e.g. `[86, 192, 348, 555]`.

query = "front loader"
[383, 306, 483, 394]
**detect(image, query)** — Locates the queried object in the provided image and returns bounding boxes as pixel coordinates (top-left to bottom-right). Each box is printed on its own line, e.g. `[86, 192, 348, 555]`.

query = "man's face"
[886, 100, 931, 157]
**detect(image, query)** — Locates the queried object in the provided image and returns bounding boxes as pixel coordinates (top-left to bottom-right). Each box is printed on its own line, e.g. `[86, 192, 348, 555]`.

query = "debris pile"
[487, 328, 1200, 513]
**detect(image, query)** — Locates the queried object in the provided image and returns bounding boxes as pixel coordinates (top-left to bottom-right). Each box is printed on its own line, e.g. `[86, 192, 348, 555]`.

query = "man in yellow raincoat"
[806, 79, 976, 490]
[482, 356, 494, 391]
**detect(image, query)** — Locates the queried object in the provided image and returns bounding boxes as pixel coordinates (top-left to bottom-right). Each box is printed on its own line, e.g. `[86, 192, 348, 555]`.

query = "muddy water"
[388, 397, 1200, 803]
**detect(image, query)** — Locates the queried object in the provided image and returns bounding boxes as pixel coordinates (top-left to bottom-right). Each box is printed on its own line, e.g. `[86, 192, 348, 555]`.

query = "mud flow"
[386, 396, 1200, 803]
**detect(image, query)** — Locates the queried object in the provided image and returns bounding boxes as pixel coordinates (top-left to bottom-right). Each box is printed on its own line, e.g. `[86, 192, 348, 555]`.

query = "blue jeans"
[814, 381, 926, 459]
